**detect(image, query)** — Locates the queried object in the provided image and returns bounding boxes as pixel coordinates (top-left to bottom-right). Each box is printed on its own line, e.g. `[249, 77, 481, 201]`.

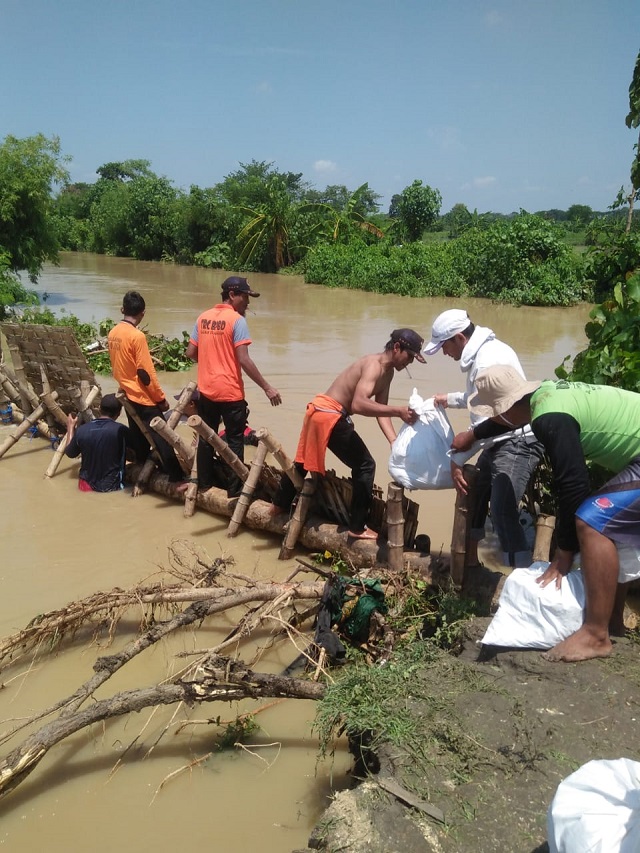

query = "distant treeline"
[2, 134, 639, 316]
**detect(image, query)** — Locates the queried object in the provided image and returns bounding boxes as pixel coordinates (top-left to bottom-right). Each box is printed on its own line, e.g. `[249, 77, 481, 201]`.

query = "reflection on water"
[3, 254, 590, 851]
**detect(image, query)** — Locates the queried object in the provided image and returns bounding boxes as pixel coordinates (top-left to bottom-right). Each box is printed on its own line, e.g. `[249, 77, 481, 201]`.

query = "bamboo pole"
[533, 514, 555, 563]
[386, 482, 405, 572]
[8, 406, 52, 439]
[0, 392, 59, 459]
[279, 473, 318, 560]
[45, 386, 103, 479]
[0, 367, 21, 406]
[71, 383, 100, 423]
[450, 463, 478, 589]
[254, 427, 304, 491]
[227, 439, 269, 537]
[187, 415, 249, 482]
[131, 382, 197, 497]
[116, 391, 162, 461]
[149, 417, 194, 474]
[183, 451, 198, 518]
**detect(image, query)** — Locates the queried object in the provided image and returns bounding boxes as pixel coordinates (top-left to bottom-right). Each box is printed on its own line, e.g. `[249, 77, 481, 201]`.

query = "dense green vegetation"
[0, 53, 639, 320]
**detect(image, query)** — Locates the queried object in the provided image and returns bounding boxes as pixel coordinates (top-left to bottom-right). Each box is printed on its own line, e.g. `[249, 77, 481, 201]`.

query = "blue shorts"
[575, 457, 640, 545]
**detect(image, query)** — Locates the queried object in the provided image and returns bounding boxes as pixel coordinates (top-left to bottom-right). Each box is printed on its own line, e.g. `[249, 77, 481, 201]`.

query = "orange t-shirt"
[107, 321, 166, 406]
[189, 303, 251, 402]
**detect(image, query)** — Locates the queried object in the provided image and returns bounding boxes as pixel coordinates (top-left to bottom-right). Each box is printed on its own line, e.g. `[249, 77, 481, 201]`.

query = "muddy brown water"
[0, 253, 590, 851]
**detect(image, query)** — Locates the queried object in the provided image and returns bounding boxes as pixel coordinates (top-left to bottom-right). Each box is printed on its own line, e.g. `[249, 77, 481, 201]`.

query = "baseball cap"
[173, 388, 200, 403]
[390, 329, 426, 363]
[222, 276, 260, 297]
[423, 309, 470, 355]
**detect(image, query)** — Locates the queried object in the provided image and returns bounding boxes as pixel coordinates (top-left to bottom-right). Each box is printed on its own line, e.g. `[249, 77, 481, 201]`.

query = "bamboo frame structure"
[187, 415, 249, 482]
[279, 473, 318, 560]
[228, 439, 269, 537]
[385, 482, 405, 572]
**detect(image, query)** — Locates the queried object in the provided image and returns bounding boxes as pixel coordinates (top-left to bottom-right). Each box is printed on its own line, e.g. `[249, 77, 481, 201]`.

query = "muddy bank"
[298, 616, 640, 853]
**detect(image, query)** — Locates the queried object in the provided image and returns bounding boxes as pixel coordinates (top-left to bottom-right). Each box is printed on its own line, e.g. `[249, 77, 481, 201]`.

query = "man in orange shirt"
[186, 276, 281, 497]
[108, 290, 186, 485]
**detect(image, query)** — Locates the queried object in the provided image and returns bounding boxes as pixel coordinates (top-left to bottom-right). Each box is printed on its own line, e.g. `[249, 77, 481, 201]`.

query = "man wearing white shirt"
[425, 309, 544, 569]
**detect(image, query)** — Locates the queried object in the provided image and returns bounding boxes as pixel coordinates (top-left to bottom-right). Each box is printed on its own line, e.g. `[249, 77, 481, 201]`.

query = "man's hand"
[265, 386, 282, 406]
[536, 548, 573, 591]
[158, 399, 170, 413]
[450, 428, 475, 453]
[433, 393, 448, 408]
[66, 413, 78, 432]
[399, 407, 418, 425]
[450, 461, 468, 496]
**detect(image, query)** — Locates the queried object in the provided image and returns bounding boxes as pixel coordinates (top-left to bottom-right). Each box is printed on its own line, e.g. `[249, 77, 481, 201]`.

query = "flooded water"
[0, 253, 590, 851]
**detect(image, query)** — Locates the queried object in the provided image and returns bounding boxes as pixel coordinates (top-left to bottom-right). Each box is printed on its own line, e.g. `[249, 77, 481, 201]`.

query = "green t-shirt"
[531, 380, 640, 472]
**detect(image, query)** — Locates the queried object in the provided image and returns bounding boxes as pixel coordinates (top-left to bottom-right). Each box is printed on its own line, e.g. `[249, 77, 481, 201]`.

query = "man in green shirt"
[452, 365, 640, 663]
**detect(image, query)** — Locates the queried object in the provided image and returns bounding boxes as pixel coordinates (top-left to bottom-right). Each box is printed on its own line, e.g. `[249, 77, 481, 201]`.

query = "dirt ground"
[299, 614, 640, 853]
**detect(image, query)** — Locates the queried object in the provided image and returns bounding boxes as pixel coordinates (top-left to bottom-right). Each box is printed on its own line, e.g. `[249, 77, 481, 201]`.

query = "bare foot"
[542, 627, 613, 663]
[348, 526, 378, 541]
[267, 503, 287, 517]
[174, 481, 190, 494]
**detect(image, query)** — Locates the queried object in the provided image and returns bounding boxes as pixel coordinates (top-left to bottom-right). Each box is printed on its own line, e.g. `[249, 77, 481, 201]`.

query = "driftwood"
[0, 549, 327, 799]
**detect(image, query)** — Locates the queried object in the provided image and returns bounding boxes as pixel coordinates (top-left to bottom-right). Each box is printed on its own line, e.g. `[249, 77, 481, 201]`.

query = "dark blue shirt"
[65, 418, 130, 492]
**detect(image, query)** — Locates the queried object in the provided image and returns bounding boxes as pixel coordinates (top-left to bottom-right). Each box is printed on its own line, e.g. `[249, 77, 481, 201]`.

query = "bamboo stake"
[0, 367, 21, 406]
[279, 473, 318, 560]
[45, 386, 102, 479]
[0, 392, 58, 459]
[227, 440, 269, 537]
[533, 514, 555, 563]
[254, 427, 304, 491]
[450, 463, 478, 589]
[132, 381, 198, 497]
[187, 415, 249, 482]
[116, 390, 162, 462]
[149, 417, 193, 474]
[71, 383, 100, 423]
[8, 406, 52, 439]
[385, 482, 405, 572]
[183, 451, 198, 518]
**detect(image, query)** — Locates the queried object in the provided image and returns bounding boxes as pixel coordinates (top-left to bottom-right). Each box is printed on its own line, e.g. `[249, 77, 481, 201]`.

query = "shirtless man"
[272, 329, 423, 539]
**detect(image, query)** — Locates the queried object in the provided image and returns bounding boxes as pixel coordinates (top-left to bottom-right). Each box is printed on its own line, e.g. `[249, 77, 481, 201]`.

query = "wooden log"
[0, 367, 21, 406]
[187, 415, 249, 482]
[386, 482, 405, 572]
[127, 466, 445, 579]
[228, 439, 268, 537]
[149, 417, 193, 474]
[0, 392, 58, 459]
[183, 451, 198, 518]
[533, 514, 555, 563]
[279, 474, 318, 560]
[254, 427, 304, 491]
[450, 463, 478, 589]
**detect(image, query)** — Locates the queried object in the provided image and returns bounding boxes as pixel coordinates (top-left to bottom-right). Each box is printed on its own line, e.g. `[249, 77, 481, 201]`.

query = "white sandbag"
[617, 542, 640, 583]
[548, 758, 640, 853]
[480, 562, 585, 650]
[388, 390, 455, 490]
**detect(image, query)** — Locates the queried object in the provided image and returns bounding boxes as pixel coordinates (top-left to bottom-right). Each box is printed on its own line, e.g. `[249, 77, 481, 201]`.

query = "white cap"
[423, 309, 470, 355]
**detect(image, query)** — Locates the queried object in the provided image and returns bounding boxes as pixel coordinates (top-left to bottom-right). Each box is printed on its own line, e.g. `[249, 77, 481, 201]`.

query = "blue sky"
[2, 0, 639, 214]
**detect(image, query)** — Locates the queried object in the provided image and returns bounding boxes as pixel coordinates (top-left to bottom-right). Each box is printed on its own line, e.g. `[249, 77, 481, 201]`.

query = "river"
[0, 253, 590, 851]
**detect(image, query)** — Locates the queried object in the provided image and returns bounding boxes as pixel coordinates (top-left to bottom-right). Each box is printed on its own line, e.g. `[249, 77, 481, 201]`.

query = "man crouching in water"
[272, 329, 424, 540]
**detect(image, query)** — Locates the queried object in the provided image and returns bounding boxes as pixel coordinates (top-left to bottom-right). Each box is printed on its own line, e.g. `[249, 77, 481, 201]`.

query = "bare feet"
[174, 481, 190, 494]
[267, 503, 287, 517]
[348, 526, 378, 541]
[542, 627, 613, 663]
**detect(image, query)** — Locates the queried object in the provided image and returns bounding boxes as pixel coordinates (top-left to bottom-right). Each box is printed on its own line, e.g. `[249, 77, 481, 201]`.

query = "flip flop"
[348, 527, 378, 541]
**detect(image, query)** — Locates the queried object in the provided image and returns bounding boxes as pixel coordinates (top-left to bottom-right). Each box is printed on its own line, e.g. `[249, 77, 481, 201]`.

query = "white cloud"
[473, 176, 496, 188]
[313, 159, 337, 174]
